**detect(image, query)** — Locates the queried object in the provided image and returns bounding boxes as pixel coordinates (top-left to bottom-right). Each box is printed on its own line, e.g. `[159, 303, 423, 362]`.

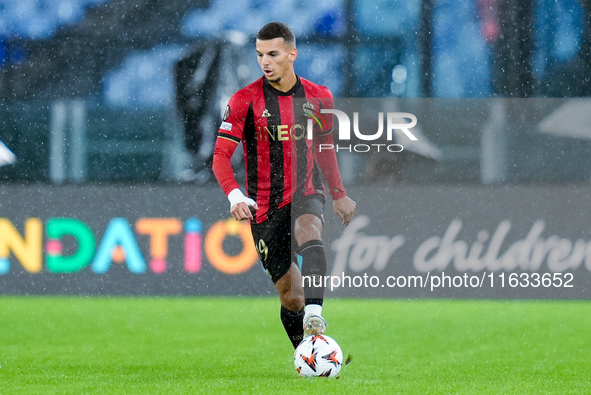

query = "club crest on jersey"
[303, 101, 315, 116]
[261, 108, 271, 118]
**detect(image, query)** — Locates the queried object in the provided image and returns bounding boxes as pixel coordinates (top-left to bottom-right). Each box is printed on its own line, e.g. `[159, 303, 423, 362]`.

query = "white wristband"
[228, 188, 256, 209]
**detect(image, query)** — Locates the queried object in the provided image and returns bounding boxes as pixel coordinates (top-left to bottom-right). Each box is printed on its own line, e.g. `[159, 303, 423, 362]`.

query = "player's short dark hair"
[256, 22, 296, 47]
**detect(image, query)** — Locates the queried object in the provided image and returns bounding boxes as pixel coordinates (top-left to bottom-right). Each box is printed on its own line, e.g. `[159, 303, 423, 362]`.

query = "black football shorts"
[250, 193, 325, 284]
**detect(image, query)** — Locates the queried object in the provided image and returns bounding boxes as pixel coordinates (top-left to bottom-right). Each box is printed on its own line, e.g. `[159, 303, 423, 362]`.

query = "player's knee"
[275, 263, 304, 311]
[278, 285, 304, 311]
[281, 294, 304, 312]
[294, 217, 323, 243]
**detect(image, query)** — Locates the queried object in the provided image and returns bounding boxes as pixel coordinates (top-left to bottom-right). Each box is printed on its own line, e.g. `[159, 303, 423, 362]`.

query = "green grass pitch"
[1, 297, 590, 393]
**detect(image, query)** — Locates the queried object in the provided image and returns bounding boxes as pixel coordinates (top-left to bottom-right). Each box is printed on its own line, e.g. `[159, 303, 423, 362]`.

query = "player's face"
[256, 38, 297, 84]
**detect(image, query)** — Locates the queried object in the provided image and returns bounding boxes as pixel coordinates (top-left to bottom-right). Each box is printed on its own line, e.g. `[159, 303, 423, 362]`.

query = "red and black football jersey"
[213, 76, 345, 223]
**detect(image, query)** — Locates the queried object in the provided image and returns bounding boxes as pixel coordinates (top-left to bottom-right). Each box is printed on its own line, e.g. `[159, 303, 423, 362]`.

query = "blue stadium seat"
[182, 0, 345, 38]
[0, 0, 111, 39]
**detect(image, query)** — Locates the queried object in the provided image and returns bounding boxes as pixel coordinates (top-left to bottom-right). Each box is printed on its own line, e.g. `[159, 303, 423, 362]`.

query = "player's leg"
[251, 206, 305, 349]
[293, 195, 328, 336]
[274, 263, 305, 348]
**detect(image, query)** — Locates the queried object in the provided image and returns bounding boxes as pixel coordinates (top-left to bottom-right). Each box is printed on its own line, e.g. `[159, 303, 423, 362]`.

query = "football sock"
[304, 304, 322, 320]
[280, 306, 305, 349]
[299, 239, 326, 307]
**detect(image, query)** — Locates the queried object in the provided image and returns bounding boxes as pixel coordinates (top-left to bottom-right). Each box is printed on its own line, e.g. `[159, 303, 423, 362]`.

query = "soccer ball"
[294, 335, 343, 378]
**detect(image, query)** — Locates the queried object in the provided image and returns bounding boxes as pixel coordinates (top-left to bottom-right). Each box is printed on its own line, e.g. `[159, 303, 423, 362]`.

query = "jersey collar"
[262, 75, 301, 96]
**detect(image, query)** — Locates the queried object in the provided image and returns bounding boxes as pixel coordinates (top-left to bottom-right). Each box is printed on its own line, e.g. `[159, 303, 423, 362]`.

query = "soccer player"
[212, 22, 356, 349]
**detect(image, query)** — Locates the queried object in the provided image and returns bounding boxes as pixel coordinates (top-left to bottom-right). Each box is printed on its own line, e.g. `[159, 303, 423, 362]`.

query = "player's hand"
[333, 196, 356, 226]
[230, 202, 258, 221]
[228, 188, 258, 221]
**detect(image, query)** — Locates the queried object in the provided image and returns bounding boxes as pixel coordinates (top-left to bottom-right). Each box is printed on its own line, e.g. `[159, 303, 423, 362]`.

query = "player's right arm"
[212, 96, 258, 221]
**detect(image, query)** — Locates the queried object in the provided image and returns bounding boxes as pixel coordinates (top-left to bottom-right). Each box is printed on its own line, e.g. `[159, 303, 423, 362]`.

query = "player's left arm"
[314, 93, 356, 226]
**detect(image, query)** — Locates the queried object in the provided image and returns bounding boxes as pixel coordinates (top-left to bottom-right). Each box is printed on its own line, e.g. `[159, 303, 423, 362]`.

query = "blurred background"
[0, 0, 590, 185]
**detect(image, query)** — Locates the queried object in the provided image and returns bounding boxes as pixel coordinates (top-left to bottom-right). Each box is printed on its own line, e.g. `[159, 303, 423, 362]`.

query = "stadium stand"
[0, 0, 208, 100]
[0, 0, 110, 40]
[0, 0, 587, 184]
